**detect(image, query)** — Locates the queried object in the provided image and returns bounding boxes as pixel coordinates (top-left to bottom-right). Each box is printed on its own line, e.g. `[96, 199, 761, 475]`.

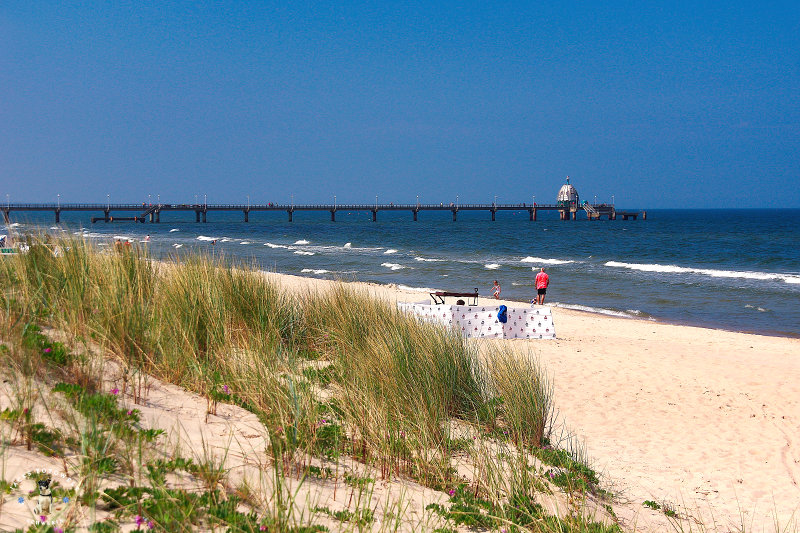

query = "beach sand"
[262, 271, 800, 531]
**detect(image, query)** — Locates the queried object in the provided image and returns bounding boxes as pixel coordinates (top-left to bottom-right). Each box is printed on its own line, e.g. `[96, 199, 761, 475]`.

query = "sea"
[5, 208, 800, 337]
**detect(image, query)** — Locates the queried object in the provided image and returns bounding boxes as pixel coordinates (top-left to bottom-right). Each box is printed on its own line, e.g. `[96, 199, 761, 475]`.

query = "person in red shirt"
[535, 267, 550, 305]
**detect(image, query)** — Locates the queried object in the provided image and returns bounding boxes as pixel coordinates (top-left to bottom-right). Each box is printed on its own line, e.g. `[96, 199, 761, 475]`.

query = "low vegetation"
[0, 237, 621, 531]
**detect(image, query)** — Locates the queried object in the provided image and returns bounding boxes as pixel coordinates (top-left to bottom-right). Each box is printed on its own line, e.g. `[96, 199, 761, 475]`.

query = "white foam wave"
[384, 249, 398, 254]
[484, 263, 500, 270]
[294, 239, 310, 245]
[553, 302, 651, 320]
[344, 242, 352, 248]
[398, 285, 440, 293]
[197, 236, 218, 241]
[605, 261, 800, 284]
[414, 256, 444, 262]
[294, 250, 315, 256]
[221, 238, 232, 243]
[521, 256, 575, 265]
[381, 262, 406, 270]
[301, 268, 330, 274]
[264, 242, 288, 249]
[240, 241, 251, 245]
[172, 244, 183, 249]
[113, 235, 134, 241]
[169, 228, 179, 232]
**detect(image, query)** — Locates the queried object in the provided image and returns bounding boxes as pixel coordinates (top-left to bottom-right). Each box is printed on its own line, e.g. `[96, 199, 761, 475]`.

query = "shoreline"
[307, 272, 800, 340]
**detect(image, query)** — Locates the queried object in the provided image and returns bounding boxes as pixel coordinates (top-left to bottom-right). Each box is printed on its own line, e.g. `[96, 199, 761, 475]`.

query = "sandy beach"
[262, 271, 800, 531]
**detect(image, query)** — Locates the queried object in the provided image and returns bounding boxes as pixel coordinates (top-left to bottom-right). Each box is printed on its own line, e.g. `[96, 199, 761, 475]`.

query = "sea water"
[7, 208, 800, 337]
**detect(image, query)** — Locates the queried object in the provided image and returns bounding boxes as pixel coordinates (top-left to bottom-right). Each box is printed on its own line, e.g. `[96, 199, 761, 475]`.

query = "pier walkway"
[2, 202, 645, 224]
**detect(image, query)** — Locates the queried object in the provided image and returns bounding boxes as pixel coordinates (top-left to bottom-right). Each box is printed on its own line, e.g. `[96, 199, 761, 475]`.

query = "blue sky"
[1, 1, 798, 208]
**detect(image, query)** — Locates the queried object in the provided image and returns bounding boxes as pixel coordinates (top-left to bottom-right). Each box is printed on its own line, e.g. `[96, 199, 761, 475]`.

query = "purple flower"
[223, 384, 229, 394]
[43, 348, 52, 353]
[147, 521, 155, 529]
[111, 388, 119, 395]
[55, 528, 64, 533]
[135, 514, 145, 526]
[39, 515, 47, 522]
[127, 409, 133, 416]
[448, 489, 455, 497]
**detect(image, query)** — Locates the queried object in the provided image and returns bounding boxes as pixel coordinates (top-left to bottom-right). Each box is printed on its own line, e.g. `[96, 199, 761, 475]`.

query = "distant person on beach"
[491, 280, 501, 299]
[535, 268, 549, 305]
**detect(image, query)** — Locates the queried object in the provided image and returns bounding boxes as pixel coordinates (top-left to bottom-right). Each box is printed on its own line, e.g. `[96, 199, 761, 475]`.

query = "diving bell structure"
[556, 177, 579, 208]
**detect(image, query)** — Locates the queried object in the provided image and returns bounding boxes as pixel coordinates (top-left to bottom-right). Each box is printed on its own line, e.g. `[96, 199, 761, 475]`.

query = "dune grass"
[0, 237, 623, 532]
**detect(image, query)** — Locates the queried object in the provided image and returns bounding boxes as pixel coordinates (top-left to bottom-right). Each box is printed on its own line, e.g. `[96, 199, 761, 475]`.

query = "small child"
[491, 280, 501, 299]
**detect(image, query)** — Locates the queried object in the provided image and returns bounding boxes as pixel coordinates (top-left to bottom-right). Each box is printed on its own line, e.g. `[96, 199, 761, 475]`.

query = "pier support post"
[195, 211, 201, 223]
[642, 211, 647, 220]
[491, 209, 496, 221]
[202, 210, 207, 223]
[452, 209, 457, 222]
[55, 209, 60, 223]
[530, 208, 537, 221]
[559, 210, 567, 221]
[571, 210, 577, 221]
[244, 210, 249, 222]
[412, 209, 418, 221]
[149, 212, 154, 223]
[610, 209, 616, 220]
[330, 209, 336, 222]
[155, 210, 160, 223]
[104, 209, 110, 223]
[371, 210, 377, 222]
[2, 210, 9, 224]
[288, 209, 293, 222]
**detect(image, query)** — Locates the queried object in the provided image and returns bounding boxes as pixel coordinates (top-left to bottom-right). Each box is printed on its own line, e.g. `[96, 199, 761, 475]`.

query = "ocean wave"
[240, 241, 251, 245]
[381, 262, 407, 270]
[264, 242, 288, 249]
[605, 261, 800, 284]
[301, 268, 330, 274]
[520, 256, 575, 265]
[344, 242, 352, 248]
[414, 256, 444, 262]
[294, 239, 310, 245]
[553, 302, 652, 320]
[484, 263, 500, 270]
[197, 236, 218, 241]
[172, 243, 183, 249]
[221, 238, 232, 243]
[384, 249, 398, 254]
[294, 250, 315, 256]
[169, 228, 179, 232]
[398, 284, 440, 293]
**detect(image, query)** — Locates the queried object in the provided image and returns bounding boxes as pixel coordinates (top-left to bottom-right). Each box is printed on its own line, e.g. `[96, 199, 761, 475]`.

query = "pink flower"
[127, 409, 133, 416]
[135, 514, 145, 526]
[111, 388, 119, 395]
[43, 348, 52, 353]
[448, 489, 455, 497]
[147, 521, 155, 529]
[55, 528, 64, 533]
[223, 384, 229, 394]
[39, 515, 47, 522]
[260, 526, 267, 531]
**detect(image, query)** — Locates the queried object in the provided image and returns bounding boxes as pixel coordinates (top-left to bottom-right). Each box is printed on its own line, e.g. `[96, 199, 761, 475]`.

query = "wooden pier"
[1, 202, 645, 224]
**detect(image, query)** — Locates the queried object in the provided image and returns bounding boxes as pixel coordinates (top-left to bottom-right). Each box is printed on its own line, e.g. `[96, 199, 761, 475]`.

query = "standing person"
[535, 267, 550, 305]
[491, 280, 501, 299]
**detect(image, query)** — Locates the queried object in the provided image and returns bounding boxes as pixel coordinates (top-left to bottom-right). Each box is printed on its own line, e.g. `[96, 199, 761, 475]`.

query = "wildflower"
[17, 496, 24, 504]
[400, 431, 405, 437]
[39, 515, 47, 523]
[147, 521, 155, 529]
[223, 384, 229, 394]
[135, 515, 145, 526]
[111, 388, 119, 395]
[127, 409, 133, 416]
[448, 489, 455, 497]
[62, 496, 69, 503]
[260, 526, 267, 531]
[55, 528, 64, 533]
[43, 348, 52, 353]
